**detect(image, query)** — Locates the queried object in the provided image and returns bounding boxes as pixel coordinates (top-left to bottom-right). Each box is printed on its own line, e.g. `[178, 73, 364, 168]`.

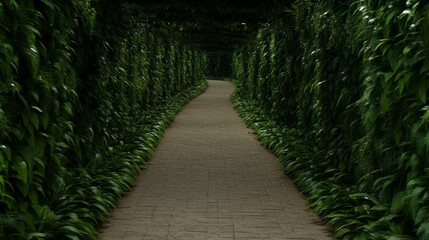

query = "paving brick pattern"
[98, 80, 334, 240]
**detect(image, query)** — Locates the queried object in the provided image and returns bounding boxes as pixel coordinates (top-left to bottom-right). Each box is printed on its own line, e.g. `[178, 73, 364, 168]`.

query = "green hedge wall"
[233, 0, 429, 238]
[0, 1, 206, 239]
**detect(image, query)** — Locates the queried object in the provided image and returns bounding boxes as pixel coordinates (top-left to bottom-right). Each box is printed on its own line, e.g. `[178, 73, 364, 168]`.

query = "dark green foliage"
[233, 0, 429, 239]
[0, 0, 206, 239]
[47, 81, 207, 240]
[206, 51, 233, 78]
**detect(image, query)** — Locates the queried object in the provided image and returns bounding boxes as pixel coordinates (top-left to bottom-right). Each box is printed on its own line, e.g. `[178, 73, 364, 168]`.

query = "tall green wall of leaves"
[0, 0, 206, 239]
[233, 0, 429, 238]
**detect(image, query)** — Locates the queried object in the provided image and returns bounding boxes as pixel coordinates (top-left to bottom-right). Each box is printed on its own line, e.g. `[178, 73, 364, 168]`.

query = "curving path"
[98, 80, 334, 240]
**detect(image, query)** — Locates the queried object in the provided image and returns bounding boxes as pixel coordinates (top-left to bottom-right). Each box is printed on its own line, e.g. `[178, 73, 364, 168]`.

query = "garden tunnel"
[1, 0, 429, 239]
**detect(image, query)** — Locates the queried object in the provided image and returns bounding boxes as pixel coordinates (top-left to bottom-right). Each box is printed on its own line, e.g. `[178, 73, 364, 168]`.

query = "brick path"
[97, 80, 334, 240]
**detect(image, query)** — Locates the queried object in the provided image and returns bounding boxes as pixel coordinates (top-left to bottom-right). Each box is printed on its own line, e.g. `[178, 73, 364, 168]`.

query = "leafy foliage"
[206, 51, 233, 78]
[0, 0, 206, 239]
[232, 0, 429, 239]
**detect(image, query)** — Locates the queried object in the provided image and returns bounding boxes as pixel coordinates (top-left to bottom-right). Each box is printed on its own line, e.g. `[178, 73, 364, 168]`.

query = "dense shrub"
[233, 0, 429, 238]
[0, 1, 206, 239]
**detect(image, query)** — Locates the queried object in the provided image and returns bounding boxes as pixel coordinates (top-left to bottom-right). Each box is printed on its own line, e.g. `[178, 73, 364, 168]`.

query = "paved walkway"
[98, 80, 333, 240]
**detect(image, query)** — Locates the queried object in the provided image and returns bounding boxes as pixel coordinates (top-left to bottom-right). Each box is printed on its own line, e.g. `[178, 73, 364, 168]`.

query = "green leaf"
[0, 175, 4, 189]
[386, 235, 415, 240]
[35, 139, 46, 159]
[385, 11, 397, 34]
[64, 102, 73, 115]
[19, 146, 33, 168]
[30, 112, 39, 129]
[380, 93, 391, 114]
[28, 190, 38, 205]
[402, 46, 411, 55]
[64, 121, 73, 132]
[65, 235, 80, 240]
[397, 73, 411, 94]
[28, 232, 48, 238]
[19, 95, 29, 109]
[30, 91, 39, 102]
[394, 131, 402, 145]
[384, 72, 394, 81]
[40, 0, 55, 10]
[13, 158, 28, 184]
[0, 192, 16, 209]
[391, 191, 409, 214]
[1, 145, 11, 162]
[348, 193, 379, 205]
[60, 225, 81, 234]
[410, 187, 425, 221]
[416, 206, 428, 225]
[417, 85, 427, 104]
[417, 222, 429, 240]
[12, 127, 25, 141]
[41, 112, 49, 130]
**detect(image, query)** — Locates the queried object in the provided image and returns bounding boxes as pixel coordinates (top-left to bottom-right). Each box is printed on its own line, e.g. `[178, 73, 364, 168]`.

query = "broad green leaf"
[380, 93, 391, 113]
[397, 71, 412, 94]
[64, 102, 73, 115]
[385, 11, 397, 36]
[0, 152, 6, 172]
[19, 95, 29, 109]
[410, 187, 425, 221]
[30, 91, 39, 102]
[66, 234, 80, 240]
[60, 225, 81, 234]
[28, 190, 38, 205]
[12, 127, 25, 141]
[28, 232, 48, 238]
[19, 147, 33, 169]
[415, 206, 429, 225]
[394, 131, 402, 145]
[387, 235, 415, 240]
[0, 175, 4, 189]
[417, 85, 427, 104]
[40, 0, 55, 10]
[1, 145, 11, 162]
[64, 121, 74, 132]
[421, 105, 429, 123]
[30, 112, 39, 129]
[0, 192, 15, 209]
[417, 222, 429, 240]
[348, 193, 379, 204]
[41, 112, 49, 129]
[13, 158, 28, 184]
[403, 46, 411, 55]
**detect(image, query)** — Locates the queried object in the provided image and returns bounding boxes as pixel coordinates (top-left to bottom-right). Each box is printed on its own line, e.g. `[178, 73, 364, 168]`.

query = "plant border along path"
[97, 80, 333, 240]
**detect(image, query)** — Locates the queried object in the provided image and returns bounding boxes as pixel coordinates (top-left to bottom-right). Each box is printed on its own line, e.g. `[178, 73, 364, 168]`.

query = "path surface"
[98, 80, 333, 240]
